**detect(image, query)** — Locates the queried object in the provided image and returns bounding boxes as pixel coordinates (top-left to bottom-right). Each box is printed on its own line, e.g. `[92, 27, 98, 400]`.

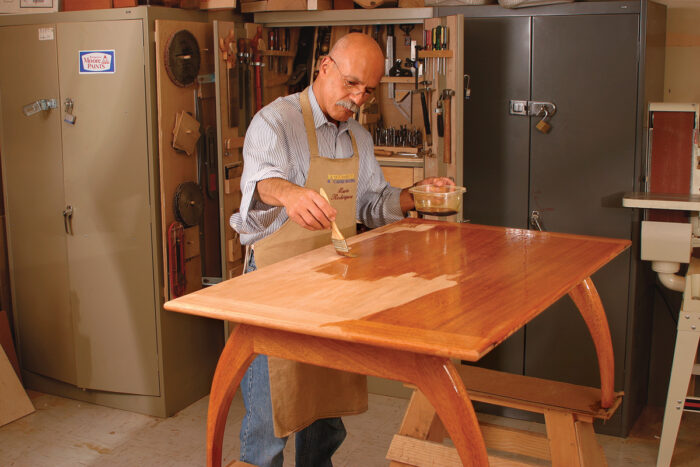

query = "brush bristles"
[331, 238, 350, 252]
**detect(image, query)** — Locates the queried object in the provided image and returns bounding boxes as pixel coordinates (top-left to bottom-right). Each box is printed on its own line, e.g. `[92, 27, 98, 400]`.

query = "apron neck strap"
[300, 87, 359, 159]
[300, 87, 320, 157]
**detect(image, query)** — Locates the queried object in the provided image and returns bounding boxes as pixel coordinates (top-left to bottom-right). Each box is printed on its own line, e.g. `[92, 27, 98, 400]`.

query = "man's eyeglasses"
[327, 56, 375, 98]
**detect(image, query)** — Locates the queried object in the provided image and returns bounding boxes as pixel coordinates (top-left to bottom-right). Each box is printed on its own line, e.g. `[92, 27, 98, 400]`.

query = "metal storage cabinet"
[437, 0, 665, 436]
[0, 7, 223, 416]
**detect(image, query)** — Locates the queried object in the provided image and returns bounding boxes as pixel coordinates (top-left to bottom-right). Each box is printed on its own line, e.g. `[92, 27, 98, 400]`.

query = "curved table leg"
[207, 325, 256, 467]
[568, 277, 615, 408]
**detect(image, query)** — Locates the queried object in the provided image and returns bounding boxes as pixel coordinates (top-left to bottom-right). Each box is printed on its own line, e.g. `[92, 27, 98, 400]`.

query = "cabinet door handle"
[22, 98, 58, 117]
[62, 205, 73, 235]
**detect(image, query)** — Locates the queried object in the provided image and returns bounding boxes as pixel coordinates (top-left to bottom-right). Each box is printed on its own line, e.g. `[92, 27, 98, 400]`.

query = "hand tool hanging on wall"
[164, 29, 201, 87]
[432, 26, 440, 79]
[251, 26, 265, 113]
[385, 25, 395, 99]
[172, 110, 201, 156]
[218, 29, 238, 128]
[312, 27, 331, 82]
[423, 28, 432, 79]
[409, 41, 433, 148]
[440, 89, 455, 164]
[418, 85, 432, 148]
[167, 221, 186, 298]
[389, 59, 412, 78]
[372, 25, 381, 46]
[318, 27, 331, 56]
[389, 51, 418, 123]
[280, 28, 288, 73]
[442, 26, 449, 76]
[192, 78, 211, 277]
[373, 125, 422, 148]
[268, 28, 276, 70]
[399, 24, 414, 46]
[435, 101, 443, 139]
[205, 126, 218, 199]
[173, 181, 205, 227]
[287, 27, 315, 94]
[237, 38, 251, 129]
[194, 73, 213, 181]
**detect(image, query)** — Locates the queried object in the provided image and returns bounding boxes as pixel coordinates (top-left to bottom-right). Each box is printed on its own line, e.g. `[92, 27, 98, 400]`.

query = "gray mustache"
[335, 100, 359, 113]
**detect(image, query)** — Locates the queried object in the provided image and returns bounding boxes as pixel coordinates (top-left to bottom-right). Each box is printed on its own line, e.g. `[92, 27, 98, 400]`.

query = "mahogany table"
[164, 219, 630, 466]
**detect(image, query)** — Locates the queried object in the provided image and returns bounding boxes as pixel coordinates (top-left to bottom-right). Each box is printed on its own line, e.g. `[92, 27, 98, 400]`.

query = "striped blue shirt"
[230, 86, 403, 245]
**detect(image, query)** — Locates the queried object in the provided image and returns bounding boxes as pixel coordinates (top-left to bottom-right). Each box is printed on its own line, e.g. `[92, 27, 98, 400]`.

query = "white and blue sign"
[79, 50, 115, 74]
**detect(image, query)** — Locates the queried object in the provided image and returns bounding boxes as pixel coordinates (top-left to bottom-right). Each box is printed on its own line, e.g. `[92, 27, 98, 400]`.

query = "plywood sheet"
[0, 310, 19, 381]
[0, 347, 34, 427]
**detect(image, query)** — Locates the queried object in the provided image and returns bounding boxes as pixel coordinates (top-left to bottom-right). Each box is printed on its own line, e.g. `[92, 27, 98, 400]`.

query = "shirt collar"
[308, 85, 350, 133]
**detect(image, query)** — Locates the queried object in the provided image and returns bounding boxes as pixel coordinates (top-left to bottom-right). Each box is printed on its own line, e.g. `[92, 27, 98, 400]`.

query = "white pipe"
[652, 261, 686, 292]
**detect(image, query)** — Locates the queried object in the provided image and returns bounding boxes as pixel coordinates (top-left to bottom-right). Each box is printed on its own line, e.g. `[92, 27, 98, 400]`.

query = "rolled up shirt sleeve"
[230, 105, 302, 240]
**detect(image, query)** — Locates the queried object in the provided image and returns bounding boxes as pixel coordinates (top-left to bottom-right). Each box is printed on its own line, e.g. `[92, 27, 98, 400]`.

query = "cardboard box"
[112, 0, 137, 7]
[0, 0, 59, 14]
[240, 0, 331, 13]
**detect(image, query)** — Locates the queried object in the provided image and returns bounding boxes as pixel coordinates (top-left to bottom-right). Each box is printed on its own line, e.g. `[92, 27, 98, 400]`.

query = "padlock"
[64, 97, 76, 125]
[536, 107, 551, 134]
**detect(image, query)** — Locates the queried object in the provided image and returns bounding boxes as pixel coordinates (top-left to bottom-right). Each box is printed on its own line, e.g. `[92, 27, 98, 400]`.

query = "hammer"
[439, 89, 455, 164]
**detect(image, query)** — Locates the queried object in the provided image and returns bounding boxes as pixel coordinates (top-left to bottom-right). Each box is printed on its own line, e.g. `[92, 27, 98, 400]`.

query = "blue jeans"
[239, 251, 346, 467]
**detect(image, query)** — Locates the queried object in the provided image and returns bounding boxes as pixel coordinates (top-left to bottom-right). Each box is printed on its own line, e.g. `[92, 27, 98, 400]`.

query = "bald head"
[329, 33, 385, 67]
[313, 33, 385, 124]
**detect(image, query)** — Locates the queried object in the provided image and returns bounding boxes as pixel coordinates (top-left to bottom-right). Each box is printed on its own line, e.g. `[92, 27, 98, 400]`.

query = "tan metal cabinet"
[0, 7, 222, 417]
[1, 18, 159, 396]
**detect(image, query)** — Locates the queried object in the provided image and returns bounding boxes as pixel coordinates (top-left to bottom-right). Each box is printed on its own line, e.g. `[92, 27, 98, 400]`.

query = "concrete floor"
[0, 390, 699, 466]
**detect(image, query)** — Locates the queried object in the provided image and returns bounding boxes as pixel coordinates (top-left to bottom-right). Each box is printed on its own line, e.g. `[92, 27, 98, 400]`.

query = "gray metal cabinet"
[438, 0, 666, 436]
[0, 7, 223, 417]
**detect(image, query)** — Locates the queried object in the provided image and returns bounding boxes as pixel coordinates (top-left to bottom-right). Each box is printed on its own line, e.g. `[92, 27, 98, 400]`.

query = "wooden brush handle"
[318, 188, 345, 240]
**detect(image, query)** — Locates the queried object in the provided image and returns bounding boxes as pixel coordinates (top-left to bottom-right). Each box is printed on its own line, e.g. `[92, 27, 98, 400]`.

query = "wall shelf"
[254, 7, 434, 27]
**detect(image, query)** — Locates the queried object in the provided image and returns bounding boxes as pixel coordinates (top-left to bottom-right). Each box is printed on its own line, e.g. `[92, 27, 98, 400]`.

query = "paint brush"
[319, 188, 356, 257]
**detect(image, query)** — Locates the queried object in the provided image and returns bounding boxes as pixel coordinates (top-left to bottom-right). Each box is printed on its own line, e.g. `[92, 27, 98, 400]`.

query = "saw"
[164, 29, 201, 87]
[173, 181, 204, 227]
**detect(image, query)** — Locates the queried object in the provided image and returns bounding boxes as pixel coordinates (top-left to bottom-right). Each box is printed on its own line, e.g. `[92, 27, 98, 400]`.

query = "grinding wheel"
[164, 29, 201, 87]
[174, 182, 204, 227]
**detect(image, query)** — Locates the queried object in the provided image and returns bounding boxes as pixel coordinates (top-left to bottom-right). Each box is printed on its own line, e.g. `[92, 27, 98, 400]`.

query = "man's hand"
[256, 178, 336, 231]
[415, 177, 455, 188]
[399, 177, 456, 214]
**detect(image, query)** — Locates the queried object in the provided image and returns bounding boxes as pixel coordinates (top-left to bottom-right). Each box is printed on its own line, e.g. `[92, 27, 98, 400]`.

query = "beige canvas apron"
[253, 87, 368, 437]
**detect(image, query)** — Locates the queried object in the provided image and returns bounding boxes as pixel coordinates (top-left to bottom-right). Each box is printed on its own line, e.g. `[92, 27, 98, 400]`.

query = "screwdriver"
[442, 26, 449, 76]
[268, 29, 275, 70]
[432, 26, 440, 79]
[424, 28, 431, 79]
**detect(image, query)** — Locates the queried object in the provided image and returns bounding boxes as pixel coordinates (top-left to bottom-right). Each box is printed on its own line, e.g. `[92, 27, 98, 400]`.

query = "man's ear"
[318, 56, 331, 76]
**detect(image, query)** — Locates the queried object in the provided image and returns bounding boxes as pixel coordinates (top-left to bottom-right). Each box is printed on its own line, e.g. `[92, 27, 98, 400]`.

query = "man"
[230, 32, 453, 467]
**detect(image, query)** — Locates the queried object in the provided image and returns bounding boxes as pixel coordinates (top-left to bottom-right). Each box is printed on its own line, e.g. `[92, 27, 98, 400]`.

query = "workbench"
[164, 218, 630, 466]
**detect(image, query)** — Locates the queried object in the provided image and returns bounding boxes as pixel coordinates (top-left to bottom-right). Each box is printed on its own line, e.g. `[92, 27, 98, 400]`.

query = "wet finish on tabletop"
[165, 218, 630, 362]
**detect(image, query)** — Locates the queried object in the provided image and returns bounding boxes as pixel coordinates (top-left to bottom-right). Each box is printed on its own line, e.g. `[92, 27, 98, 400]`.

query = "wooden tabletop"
[165, 219, 630, 362]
